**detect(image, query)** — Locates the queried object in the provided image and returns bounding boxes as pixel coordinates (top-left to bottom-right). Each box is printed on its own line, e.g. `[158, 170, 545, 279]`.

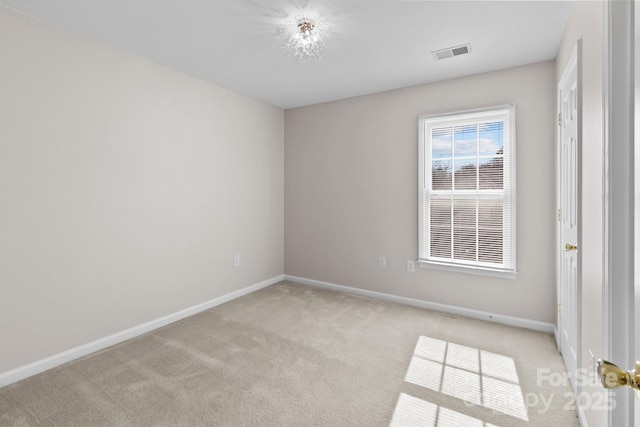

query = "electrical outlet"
[234, 255, 240, 267]
[407, 260, 415, 272]
[379, 256, 386, 268]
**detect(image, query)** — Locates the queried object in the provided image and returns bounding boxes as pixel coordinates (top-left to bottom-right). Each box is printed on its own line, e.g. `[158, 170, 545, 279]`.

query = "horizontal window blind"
[418, 105, 516, 276]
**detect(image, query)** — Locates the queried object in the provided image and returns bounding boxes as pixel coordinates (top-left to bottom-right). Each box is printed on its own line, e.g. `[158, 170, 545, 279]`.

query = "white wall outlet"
[407, 260, 415, 272]
[234, 255, 240, 267]
[379, 256, 386, 268]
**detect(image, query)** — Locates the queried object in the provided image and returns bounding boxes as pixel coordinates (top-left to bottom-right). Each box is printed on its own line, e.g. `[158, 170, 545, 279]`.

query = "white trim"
[0, 275, 284, 388]
[554, 326, 560, 350]
[284, 274, 554, 334]
[418, 260, 517, 279]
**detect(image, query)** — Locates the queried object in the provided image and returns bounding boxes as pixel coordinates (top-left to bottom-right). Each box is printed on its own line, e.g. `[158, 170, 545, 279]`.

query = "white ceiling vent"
[432, 44, 472, 61]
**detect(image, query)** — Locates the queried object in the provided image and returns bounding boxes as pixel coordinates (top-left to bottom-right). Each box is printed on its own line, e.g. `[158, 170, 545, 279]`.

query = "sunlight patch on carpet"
[401, 336, 529, 422]
[389, 393, 501, 427]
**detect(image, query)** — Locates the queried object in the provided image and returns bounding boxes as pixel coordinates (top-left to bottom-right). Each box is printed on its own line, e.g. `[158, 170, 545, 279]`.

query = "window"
[418, 105, 516, 278]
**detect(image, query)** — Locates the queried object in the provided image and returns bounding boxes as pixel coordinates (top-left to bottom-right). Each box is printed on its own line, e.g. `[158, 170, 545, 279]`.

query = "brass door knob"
[597, 359, 640, 398]
[565, 243, 578, 251]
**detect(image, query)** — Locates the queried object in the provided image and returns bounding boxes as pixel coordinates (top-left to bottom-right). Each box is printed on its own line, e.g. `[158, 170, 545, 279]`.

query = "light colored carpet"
[0, 280, 579, 426]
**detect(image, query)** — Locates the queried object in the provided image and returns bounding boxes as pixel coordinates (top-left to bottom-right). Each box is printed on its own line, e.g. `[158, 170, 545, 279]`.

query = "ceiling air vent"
[432, 44, 472, 61]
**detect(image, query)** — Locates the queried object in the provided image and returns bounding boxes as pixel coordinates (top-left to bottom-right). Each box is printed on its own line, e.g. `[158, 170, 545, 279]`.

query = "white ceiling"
[2, 0, 572, 109]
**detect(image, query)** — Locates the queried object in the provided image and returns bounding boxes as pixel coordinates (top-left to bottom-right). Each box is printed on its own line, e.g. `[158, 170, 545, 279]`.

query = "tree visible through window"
[418, 106, 516, 277]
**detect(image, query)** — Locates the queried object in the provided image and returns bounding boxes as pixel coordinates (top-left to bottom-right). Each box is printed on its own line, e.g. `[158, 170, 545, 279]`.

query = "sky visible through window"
[432, 121, 504, 170]
[430, 121, 504, 192]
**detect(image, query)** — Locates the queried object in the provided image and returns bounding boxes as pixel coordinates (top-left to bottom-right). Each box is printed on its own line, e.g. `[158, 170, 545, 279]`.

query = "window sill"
[417, 260, 517, 279]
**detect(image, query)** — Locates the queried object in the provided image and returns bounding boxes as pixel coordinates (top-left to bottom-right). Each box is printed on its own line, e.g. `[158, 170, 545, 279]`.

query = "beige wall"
[556, 1, 605, 426]
[285, 61, 557, 324]
[0, 7, 284, 374]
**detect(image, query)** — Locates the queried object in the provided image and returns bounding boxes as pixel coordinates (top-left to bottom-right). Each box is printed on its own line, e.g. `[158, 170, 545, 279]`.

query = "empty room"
[1, 1, 637, 426]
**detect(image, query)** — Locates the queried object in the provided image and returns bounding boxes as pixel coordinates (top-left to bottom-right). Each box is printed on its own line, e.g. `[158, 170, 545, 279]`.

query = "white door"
[634, 0, 640, 421]
[628, 2, 640, 424]
[558, 43, 580, 395]
[605, 1, 640, 425]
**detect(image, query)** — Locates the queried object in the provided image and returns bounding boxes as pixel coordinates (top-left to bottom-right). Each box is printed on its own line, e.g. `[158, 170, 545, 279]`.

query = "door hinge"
[557, 209, 562, 222]
[558, 113, 562, 126]
[558, 304, 562, 318]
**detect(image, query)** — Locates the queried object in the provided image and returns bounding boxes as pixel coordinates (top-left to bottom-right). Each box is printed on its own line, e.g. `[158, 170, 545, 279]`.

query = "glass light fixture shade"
[280, 17, 330, 62]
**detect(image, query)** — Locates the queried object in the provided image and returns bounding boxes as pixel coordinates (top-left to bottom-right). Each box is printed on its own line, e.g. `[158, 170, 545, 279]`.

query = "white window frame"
[418, 105, 516, 279]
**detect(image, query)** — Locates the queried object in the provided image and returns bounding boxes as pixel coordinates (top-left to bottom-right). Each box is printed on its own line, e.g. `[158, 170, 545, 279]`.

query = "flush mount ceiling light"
[279, 16, 330, 62]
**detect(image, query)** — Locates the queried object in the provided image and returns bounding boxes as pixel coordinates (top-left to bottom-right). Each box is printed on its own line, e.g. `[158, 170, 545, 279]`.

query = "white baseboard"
[284, 274, 555, 334]
[0, 275, 284, 388]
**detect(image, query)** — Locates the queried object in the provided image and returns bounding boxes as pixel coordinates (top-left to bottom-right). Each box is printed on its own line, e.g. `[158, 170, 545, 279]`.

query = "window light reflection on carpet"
[402, 336, 529, 422]
[389, 393, 502, 427]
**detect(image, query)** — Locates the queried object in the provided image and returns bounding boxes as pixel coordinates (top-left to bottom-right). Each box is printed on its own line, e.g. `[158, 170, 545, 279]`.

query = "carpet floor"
[0, 280, 579, 426]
